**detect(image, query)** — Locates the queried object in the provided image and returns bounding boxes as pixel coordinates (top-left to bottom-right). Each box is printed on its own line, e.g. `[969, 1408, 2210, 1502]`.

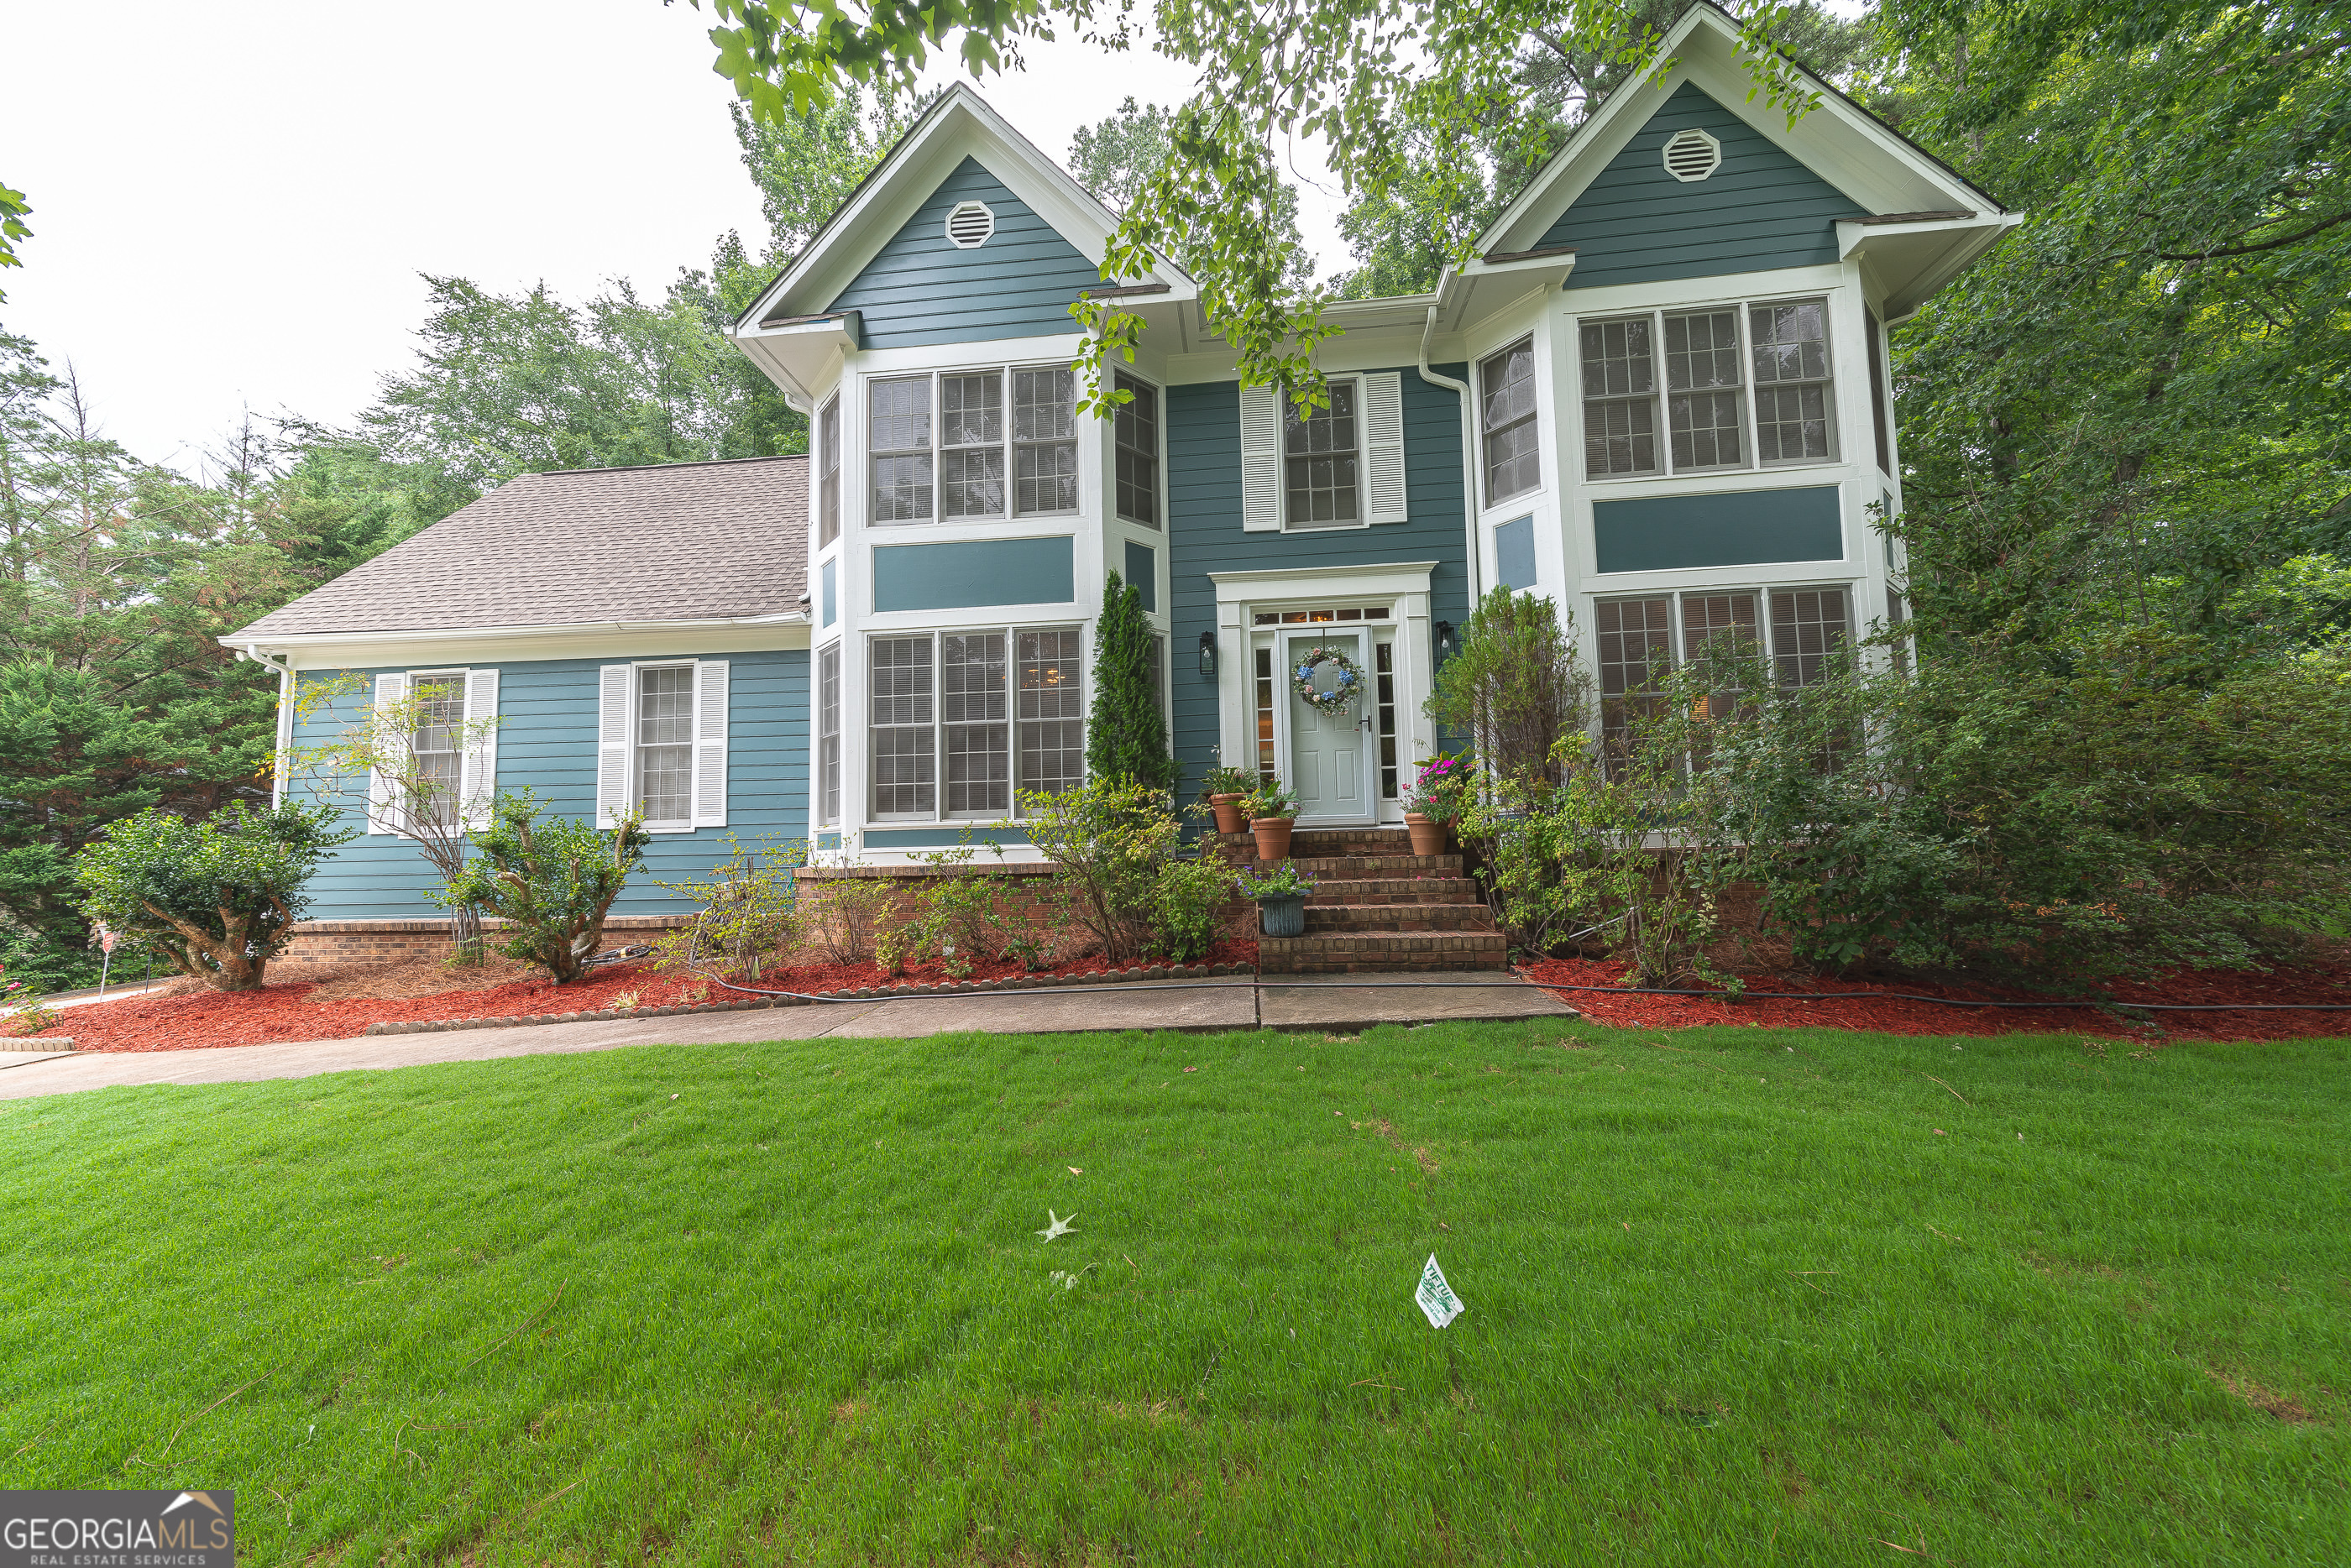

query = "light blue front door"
[1280, 629, 1375, 825]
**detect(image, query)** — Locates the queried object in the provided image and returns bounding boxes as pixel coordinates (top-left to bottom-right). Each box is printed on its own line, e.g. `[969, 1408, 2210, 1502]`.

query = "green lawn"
[2, 1021, 2345, 1565]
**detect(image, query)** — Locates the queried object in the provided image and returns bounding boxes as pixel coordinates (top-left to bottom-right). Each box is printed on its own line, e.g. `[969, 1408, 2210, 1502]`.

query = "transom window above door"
[1249, 604, 1393, 625]
[1579, 297, 1837, 481]
[869, 366, 1079, 525]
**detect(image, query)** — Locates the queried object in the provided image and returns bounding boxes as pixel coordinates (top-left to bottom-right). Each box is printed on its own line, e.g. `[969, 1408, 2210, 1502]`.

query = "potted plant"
[1403, 752, 1473, 856]
[1244, 780, 1299, 862]
[1235, 860, 1316, 938]
[1201, 762, 1259, 835]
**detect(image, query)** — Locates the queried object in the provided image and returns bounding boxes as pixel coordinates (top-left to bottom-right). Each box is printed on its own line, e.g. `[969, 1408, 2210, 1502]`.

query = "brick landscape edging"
[359, 961, 1257, 1037]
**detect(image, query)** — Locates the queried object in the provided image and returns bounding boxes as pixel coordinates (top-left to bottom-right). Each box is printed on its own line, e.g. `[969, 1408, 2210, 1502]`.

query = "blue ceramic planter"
[1257, 893, 1307, 938]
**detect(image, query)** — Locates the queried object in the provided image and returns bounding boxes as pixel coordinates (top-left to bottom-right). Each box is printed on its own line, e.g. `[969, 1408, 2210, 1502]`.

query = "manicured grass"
[2, 1021, 2345, 1564]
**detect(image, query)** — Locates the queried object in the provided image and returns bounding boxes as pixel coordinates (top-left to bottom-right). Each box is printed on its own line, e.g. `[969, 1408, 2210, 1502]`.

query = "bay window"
[869, 365, 1078, 525]
[869, 626, 1082, 819]
[1592, 585, 1853, 770]
[817, 395, 840, 546]
[1113, 371, 1160, 526]
[1580, 295, 1838, 480]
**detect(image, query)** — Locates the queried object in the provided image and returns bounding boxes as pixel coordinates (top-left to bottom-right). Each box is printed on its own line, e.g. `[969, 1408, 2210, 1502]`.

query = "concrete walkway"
[0, 974, 1573, 1099]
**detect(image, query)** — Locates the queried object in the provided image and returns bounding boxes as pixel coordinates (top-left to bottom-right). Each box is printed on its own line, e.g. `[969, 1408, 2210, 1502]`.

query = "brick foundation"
[276, 915, 694, 971]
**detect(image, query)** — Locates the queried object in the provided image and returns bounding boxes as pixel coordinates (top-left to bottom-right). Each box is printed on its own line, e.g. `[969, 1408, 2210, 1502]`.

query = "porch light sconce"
[1434, 620, 1459, 662]
[1197, 630, 1219, 679]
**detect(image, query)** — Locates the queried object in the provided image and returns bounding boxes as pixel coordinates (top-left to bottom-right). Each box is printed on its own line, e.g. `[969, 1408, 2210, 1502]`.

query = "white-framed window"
[1283, 378, 1361, 528]
[817, 644, 840, 825]
[366, 667, 498, 835]
[1114, 370, 1160, 528]
[1592, 585, 1853, 760]
[596, 661, 728, 832]
[817, 394, 840, 546]
[1578, 295, 1838, 481]
[1480, 337, 1541, 505]
[409, 672, 466, 830]
[868, 366, 1079, 525]
[867, 626, 1083, 821]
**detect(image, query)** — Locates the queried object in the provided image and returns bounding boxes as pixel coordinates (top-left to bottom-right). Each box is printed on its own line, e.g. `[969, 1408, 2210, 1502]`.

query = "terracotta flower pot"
[1209, 793, 1247, 834]
[1404, 813, 1447, 857]
[1249, 817, 1294, 862]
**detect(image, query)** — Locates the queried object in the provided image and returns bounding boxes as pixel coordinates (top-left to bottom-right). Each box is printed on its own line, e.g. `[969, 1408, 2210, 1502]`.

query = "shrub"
[442, 791, 648, 984]
[72, 801, 352, 991]
[1022, 778, 1231, 964]
[1086, 570, 1176, 787]
[1427, 587, 1589, 787]
[799, 875, 895, 966]
[650, 835, 805, 981]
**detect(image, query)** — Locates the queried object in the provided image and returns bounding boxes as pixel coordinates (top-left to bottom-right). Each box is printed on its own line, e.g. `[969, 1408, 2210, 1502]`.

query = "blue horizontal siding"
[1542, 81, 1867, 290]
[1592, 484, 1843, 572]
[1165, 368, 1470, 810]
[286, 651, 809, 922]
[830, 157, 1104, 349]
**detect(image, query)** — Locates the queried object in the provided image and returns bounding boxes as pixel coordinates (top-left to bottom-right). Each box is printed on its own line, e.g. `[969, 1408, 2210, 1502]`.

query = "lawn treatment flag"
[3, 1489, 233, 1566]
[1416, 1254, 1464, 1328]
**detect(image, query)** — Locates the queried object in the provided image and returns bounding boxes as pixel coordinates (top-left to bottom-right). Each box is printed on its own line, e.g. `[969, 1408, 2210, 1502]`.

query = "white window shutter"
[1238, 384, 1282, 531]
[1364, 371, 1409, 523]
[366, 672, 408, 833]
[596, 665, 631, 827]
[691, 659, 730, 828]
[460, 667, 499, 831]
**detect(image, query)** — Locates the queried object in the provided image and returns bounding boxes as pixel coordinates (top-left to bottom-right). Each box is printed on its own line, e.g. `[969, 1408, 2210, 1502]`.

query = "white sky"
[0, 1, 1344, 468]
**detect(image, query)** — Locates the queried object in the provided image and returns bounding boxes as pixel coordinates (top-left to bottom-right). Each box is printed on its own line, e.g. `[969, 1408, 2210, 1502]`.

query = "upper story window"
[1114, 371, 1160, 528]
[1480, 339, 1541, 505]
[1579, 296, 1837, 481]
[870, 367, 1078, 525]
[817, 395, 840, 546]
[1284, 379, 1359, 529]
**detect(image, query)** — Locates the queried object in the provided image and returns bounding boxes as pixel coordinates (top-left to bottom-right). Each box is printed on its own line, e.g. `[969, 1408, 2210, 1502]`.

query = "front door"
[1279, 628, 1377, 825]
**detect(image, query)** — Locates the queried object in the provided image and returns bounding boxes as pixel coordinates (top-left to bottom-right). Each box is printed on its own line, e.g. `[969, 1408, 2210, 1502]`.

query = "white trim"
[366, 672, 408, 834]
[224, 617, 808, 672]
[1238, 384, 1282, 532]
[460, 667, 499, 831]
[595, 664, 631, 828]
[1362, 371, 1410, 524]
[690, 659, 730, 828]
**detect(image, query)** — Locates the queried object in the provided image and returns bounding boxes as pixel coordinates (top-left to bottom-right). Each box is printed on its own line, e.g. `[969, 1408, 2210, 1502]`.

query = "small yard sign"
[1415, 1254, 1463, 1328]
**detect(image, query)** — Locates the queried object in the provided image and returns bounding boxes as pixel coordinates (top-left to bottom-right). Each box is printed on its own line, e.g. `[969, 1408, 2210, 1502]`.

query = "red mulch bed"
[24, 938, 1264, 1054]
[1517, 955, 2351, 1042]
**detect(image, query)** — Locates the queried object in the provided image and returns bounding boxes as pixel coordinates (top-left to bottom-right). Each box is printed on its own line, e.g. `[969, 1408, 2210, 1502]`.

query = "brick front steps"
[1219, 828, 1507, 975]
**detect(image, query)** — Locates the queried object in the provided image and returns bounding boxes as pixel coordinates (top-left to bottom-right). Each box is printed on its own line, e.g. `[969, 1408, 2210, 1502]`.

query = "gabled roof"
[228, 456, 808, 641]
[1463, 2, 2014, 316]
[730, 83, 1196, 399]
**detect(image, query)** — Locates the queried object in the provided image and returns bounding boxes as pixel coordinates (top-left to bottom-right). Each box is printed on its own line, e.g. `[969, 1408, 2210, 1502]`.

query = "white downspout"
[1417, 304, 1482, 606]
[232, 642, 296, 805]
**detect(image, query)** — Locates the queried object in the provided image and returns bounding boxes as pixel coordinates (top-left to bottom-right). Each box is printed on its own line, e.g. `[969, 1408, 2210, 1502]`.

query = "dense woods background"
[0, 0, 2343, 988]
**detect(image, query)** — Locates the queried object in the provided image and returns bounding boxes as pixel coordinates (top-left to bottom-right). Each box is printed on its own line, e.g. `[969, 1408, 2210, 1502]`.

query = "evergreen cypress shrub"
[1086, 570, 1176, 788]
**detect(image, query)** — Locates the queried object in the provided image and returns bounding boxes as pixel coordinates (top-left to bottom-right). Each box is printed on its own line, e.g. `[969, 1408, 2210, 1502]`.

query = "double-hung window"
[634, 665, 696, 826]
[817, 645, 840, 824]
[869, 366, 1078, 525]
[1580, 296, 1837, 479]
[869, 628, 1083, 819]
[817, 395, 840, 545]
[1114, 371, 1160, 527]
[1593, 587, 1853, 770]
[1283, 380, 1359, 527]
[1480, 338, 1541, 504]
[409, 674, 466, 829]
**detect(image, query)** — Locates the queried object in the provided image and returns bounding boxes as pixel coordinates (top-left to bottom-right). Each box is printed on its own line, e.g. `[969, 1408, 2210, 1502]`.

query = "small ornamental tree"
[1086, 570, 1176, 788]
[72, 802, 353, 991]
[442, 791, 648, 984]
[1426, 587, 1590, 788]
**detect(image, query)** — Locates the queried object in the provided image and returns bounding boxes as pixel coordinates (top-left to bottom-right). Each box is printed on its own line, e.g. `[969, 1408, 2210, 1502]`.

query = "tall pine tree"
[1085, 570, 1174, 788]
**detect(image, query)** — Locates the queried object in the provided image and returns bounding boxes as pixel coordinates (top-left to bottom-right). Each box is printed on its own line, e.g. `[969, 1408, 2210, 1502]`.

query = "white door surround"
[1208, 561, 1441, 825]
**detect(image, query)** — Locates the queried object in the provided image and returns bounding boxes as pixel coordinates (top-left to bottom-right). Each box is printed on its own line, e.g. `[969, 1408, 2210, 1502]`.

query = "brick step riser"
[1215, 830, 1417, 856]
[1284, 855, 1463, 878]
[1306, 880, 1481, 906]
[1259, 931, 1510, 975]
[1305, 907, 1497, 933]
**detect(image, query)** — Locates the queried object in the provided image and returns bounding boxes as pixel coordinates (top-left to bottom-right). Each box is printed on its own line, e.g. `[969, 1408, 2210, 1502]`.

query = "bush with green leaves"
[1426, 587, 1590, 787]
[1086, 570, 1176, 788]
[1021, 778, 1232, 964]
[649, 835, 805, 982]
[442, 792, 649, 984]
[71, 801, 353, 991]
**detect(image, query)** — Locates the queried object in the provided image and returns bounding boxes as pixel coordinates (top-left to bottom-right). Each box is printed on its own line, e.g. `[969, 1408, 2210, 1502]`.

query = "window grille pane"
[1009, 368, 1076, 517]
[1113, 373, 1160, 526]
[1479, 338, 1541, 504]
[1254, 645, 1275, 779]
[1584, 396, 1657, 476]
[869, 378, 933, 522]
[1595, 598, 1674, 771]
[1375, 639, 1398, 799]
[939, 372, 1005, 518]
[1679, 593, 1759, 722]
[1579, 317, 1654, 397]
[1769, 588, 1850, 687]
[818, 397, 840, 546]
[1751, 300, 1830, 384]
[1669, 389, 1744, 469]
[1664, 310, 1742, 391]
[1282, 381, 1359, 526]
[941, 633, 1008, 816]
[409, 675, 464, 829]
[1016, 629, 1084, 798]
[818, 645, 840, 823]
[1755, 384, 1833, 463]
[870, 636, 935, 816]
[941, 446, 1006, 518]
[636, 665, 695, 822]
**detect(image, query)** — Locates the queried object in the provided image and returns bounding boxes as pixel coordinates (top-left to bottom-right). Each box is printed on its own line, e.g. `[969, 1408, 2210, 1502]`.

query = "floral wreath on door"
[1291, 645, 1366, 717]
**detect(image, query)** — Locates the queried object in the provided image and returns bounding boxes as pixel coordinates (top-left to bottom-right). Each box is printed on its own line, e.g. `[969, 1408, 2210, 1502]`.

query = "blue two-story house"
[225, 3, 2012, 947]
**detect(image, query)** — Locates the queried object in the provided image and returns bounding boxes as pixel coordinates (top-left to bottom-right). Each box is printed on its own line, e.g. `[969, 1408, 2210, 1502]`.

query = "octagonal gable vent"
[1662, 128, 1723, 183]
[945, 200, 997, 248]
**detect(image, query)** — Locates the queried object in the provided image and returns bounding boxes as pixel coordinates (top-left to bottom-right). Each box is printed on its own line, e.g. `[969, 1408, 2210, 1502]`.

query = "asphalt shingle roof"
[231, 454, 809, 639]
